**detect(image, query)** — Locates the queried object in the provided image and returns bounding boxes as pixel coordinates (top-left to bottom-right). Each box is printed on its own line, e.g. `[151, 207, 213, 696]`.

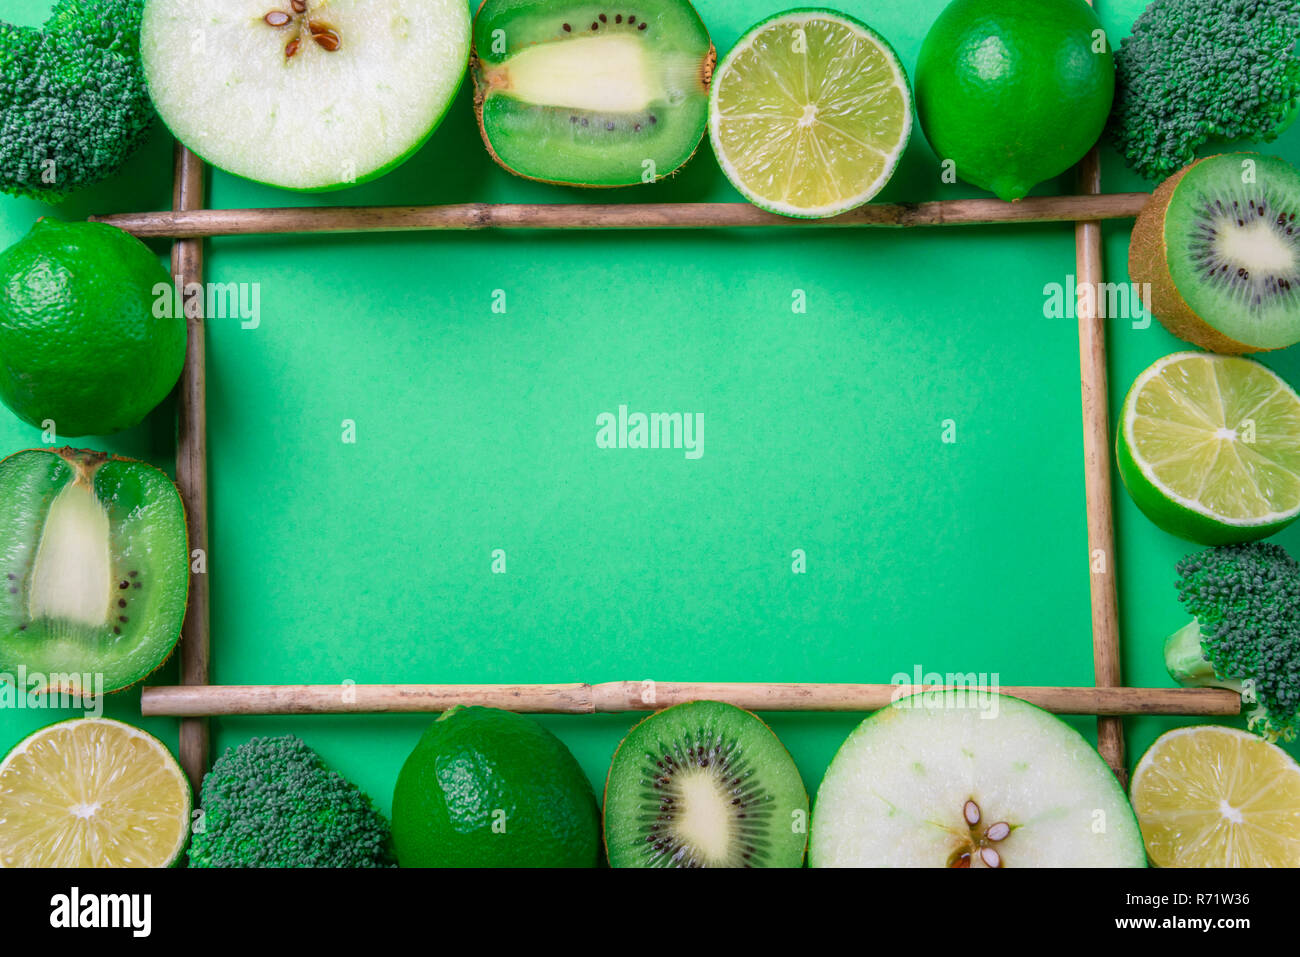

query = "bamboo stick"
[90, 192, 1149, 239]
[170, 145, 211, 794]
[141, 682, 1241, 718]
[1074, 141, 1129, 783]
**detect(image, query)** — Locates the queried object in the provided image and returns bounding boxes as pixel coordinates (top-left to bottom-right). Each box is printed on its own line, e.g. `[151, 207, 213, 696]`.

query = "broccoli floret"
[0, 0, 154, 199]
[1109, 0, 1300, 181]
[1165, 542, 1300, 742]
[188, 736, 396, 868]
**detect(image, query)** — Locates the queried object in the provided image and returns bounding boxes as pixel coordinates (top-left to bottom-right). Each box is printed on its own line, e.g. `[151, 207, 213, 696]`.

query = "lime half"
[1132, 725, 1300, 867]
[708, 8, 912, 219]
[0, 718, 190, 867]
[1117, 352, 1300, 544]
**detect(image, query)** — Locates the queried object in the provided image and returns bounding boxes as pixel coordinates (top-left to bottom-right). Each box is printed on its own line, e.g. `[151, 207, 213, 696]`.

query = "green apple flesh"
[141, 0, 470, 190]
[810, 693, 1147, 867]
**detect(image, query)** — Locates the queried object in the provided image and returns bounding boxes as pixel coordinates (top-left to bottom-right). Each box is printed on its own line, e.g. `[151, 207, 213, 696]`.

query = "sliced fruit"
[0, 718, 190, 867]
[810, 693, 1146, 867]
[709, 8, 911, 219]
[140, 0, 471, 190]
[0, 448, 189, 693]
[1130, 153, 1300, 353]
[391, 706, 600, 867]
[472, 0, 713, 186]
[1131, 725, 1300, 867]
[1117, 352, 1300, 544]
[603, 700, 808, 867]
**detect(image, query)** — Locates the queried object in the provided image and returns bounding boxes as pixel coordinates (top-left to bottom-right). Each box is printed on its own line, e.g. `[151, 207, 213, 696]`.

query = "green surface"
[2, 0, 1300, 835]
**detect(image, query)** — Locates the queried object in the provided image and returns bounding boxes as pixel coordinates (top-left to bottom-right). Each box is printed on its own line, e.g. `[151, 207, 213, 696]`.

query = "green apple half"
[810, 693, 1147, 867]
[141, 0, 470, 190]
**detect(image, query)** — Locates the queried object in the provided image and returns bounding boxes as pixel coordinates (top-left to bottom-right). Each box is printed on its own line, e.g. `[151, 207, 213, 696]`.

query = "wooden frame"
[112, 138, 1239, 793]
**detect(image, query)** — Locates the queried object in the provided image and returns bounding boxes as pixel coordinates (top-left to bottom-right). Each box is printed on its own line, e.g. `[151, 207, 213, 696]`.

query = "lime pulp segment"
[1123, 352, 1300, 526]
[709, 9, 911, 218]
[1132, 725, 1300, 867]
[0, 719, 189, 868]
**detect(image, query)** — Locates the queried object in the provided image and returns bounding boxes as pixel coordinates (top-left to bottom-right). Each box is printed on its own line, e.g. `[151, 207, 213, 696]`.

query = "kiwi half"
[1130, 153, 1300, 353]
[0, 448, 188, 694]
[471, 0, 714, 187]
[603, 700, 808, 867]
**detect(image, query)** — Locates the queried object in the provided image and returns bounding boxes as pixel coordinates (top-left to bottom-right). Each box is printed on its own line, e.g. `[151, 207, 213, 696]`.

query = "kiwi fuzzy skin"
[1129, 155, 1263, 355]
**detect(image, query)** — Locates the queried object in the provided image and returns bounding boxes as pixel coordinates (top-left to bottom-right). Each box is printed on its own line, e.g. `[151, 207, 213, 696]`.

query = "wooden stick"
[90, 192, 1150, 239]
[1074, 14, 1129, 786]
[170, 145, 211, 794]
[141, 682, 1241, 717]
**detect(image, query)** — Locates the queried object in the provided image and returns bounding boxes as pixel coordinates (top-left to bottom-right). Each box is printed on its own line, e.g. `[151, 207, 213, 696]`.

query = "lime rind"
[708, 7, 912, 219]
[392, 706, 600, 867]
[0, 718, 190, 868]
[1118, 351, 1300, 543]
[913, 0, 1113, 203]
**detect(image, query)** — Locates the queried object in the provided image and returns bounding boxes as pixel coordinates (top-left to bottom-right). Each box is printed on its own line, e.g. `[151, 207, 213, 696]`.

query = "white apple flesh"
[810, 693, 1147, 867]
[141, 0, 470, 189]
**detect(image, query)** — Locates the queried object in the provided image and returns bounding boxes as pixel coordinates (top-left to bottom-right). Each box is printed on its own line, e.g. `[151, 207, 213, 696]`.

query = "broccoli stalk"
[1109, 0, 1300, 181]
[1164, 619, 1247, 694]
[188, 735, 395, 868]
[1164, 542, 1300, 742]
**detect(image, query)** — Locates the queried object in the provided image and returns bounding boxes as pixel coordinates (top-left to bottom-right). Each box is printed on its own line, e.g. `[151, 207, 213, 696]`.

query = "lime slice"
[708, 8, 912, 219]
[1117, 351, 1300, 544]
[1131, 725, 1300, 867]
[0, 718, 190, 867]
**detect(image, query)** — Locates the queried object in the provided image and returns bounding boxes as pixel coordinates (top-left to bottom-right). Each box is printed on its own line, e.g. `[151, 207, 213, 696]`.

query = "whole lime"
[0, 218, 183, 437]
[391, 706, 601, 868]
[915, 0, 1114, 201]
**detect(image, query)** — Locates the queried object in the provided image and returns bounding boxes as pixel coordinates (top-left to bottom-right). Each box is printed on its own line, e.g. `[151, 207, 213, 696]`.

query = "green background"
[2, 0, 1299, 838]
